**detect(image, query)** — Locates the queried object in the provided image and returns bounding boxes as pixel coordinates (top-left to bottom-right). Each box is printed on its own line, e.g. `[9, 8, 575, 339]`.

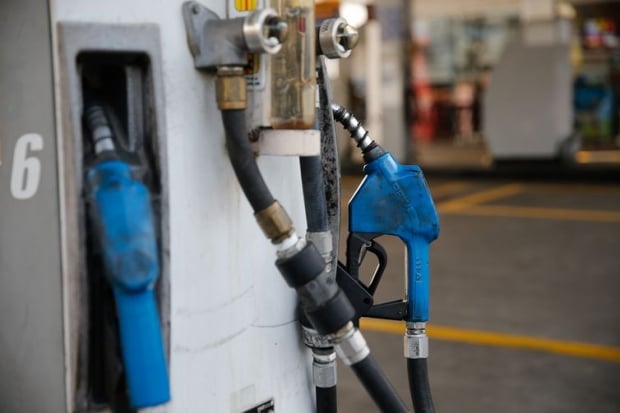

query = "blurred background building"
[319, 0, 620, 170]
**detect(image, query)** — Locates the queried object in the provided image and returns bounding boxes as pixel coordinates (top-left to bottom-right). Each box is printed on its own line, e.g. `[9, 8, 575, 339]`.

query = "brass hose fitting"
[216, 66, 247, 110]
[255, 201, 295, 244]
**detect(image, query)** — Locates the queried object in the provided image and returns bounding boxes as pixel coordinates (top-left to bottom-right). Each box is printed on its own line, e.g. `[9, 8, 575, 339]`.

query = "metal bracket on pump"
[182, 2, 285, 68]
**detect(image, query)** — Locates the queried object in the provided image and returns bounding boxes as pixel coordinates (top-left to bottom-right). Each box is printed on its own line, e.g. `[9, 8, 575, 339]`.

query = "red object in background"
[411, 47, 436, 142]
[583, 18, 619, 48]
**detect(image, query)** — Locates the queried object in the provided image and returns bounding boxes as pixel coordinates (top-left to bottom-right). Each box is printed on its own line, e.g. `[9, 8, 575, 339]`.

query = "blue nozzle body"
[88, 159, 170, 408]
[349, 153, 439, 322]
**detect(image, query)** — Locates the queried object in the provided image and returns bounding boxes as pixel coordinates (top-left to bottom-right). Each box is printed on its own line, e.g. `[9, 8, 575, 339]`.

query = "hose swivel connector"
[317, 18, 359, 59]
[405, 322, 429, 359]
[302, 326, 338, 388]
[313, 350, 338, 388]
[330, 322, 370, 366]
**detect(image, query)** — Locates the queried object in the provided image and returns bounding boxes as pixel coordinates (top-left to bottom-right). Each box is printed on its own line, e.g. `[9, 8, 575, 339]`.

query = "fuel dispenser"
[182, 2, 438, 412]
[0, 1, 439, 412]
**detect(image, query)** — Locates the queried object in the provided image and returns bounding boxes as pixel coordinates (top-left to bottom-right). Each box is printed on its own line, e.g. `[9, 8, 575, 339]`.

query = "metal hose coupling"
[255, 201, 295, 244]
[313, 350, 338, 388]
[303, 326, 337, 388]
[405, 322, 429, 359]
[329, 322, 370, 366]
[216, 66, 247, 110]
[317, 18, 359, 59]
[306, 231, 333, 270]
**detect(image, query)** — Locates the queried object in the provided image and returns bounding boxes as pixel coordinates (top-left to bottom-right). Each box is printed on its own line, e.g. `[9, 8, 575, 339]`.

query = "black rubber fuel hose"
[407, 358, 435, 413]
[351, 355, 410, 413]
[221, 109, 275, 212]
[316, 385, 337, 413]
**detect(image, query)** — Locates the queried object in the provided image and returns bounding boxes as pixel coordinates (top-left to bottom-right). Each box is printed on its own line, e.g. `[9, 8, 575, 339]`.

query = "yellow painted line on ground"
[427, 181, 471, 198]
[436, 184, 523, 213]
[523, 183, 620, 195]
[449, 204, 620, 223]
[360, 318, 620, 363]
[575, 149, 620, 165]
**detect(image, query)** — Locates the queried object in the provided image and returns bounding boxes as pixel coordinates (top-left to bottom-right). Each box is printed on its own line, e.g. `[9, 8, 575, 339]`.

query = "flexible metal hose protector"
[407, 359, 435, 413]
[221, 109, 275, 212]
[331, 103, 384, 163]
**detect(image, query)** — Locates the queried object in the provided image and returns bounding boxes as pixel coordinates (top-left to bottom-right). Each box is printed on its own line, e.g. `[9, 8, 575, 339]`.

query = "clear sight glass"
[269, 0, 316, 129]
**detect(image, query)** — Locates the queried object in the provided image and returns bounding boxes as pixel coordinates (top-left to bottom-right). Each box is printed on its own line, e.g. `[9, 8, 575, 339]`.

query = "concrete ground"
[336, 175, 620, 413]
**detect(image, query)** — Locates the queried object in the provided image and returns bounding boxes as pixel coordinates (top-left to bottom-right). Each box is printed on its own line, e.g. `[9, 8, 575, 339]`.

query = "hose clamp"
[330, 322, 370, 366]
[404, 322, 429, 359]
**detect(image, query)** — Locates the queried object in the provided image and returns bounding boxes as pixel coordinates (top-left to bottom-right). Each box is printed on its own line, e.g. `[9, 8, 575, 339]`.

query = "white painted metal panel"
[50, 0, 314, 411]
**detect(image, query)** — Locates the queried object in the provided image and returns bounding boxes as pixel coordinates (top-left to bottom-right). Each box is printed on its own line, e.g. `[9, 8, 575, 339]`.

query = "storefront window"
[573, 4, 620, 148]
[410, 15, 519, 146]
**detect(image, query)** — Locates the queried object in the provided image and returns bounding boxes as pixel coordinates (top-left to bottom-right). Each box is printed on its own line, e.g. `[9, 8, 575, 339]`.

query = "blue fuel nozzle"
[87, 159, 170, 408]
[348, 152, 439, 322]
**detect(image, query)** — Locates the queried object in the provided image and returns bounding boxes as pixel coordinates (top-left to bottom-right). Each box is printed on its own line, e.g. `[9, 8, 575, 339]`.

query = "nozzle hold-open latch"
[337, 232, 409, 323]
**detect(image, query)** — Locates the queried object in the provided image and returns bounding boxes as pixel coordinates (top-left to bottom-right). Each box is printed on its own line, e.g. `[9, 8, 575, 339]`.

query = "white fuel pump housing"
[0, 0, 316, 411]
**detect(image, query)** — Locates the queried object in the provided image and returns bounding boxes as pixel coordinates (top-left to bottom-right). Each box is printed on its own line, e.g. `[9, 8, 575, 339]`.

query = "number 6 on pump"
[10, 133, 43, 200]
